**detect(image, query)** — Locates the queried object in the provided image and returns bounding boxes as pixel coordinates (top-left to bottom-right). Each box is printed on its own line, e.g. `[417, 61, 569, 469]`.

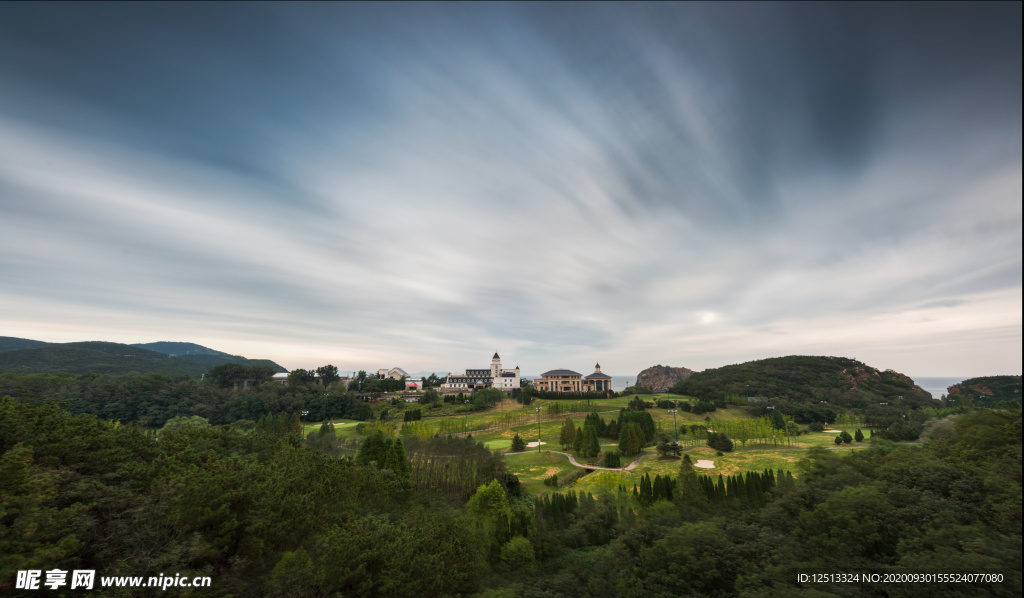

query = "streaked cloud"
[0, 2, 1019, 377]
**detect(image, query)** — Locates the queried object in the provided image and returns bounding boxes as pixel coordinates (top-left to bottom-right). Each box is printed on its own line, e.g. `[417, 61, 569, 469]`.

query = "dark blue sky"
[0, 2, 1020, 375]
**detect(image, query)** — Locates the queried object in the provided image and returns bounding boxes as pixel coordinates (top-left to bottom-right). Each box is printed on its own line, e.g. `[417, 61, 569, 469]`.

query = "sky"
[0, 2, 1020, 378]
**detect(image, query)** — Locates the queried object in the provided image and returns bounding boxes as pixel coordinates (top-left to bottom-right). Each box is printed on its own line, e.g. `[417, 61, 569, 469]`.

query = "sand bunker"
[526, 441, 547, 448]
[823, 429, 842, 433]
[694, 460, 715, 469]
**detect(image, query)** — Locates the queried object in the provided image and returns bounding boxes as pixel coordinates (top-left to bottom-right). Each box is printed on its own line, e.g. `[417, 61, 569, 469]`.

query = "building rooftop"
[542, 369, 582, 376]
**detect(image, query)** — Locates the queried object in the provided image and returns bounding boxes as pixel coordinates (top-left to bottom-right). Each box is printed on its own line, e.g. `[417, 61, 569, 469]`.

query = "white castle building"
[443, 352, 521, 392]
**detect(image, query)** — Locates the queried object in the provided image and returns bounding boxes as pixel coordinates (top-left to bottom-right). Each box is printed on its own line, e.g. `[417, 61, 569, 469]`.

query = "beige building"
[534, 363, 612, 393]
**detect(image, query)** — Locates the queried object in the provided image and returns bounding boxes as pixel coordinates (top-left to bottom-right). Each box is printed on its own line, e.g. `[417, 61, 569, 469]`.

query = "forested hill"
[948, 375, 1022, 403]
[0, 336, 50, 352]
[0, 338, 284, 378]
[670, 355, 930, 408]
[131, 341, 232, 357]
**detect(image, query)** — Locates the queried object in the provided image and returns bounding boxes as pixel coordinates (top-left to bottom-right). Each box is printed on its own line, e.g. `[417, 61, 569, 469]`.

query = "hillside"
[670, 355, 931, 412]
[948, 375, 1022, 403]
[132, 341, 232, 356]
[0, 336, 50, 352]
[0, 338, 284, 378]
[635, 364, 694, 391]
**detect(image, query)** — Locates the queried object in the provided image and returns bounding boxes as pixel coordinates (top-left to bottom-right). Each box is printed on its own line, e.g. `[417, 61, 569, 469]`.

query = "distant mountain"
[0, 336, 50, 352]
[0, 337, 285, 378]
[635, 365, 695, 392]
[132, 341, 231, 357]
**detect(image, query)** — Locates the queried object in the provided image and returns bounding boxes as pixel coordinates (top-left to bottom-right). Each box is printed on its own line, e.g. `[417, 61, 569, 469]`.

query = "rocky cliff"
[635, 365, 694, 392]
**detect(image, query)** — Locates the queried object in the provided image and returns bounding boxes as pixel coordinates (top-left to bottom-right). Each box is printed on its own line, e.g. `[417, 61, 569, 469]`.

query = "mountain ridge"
[0, 337, 284, 378]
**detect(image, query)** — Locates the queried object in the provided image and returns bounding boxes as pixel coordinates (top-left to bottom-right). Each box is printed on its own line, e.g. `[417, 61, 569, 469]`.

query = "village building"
[443, 352, 521, 393]
[534, 363, 612, 393]
[376, 367, 409, 380]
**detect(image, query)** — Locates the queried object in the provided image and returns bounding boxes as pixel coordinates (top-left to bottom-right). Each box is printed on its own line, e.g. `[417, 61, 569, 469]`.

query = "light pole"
[536, 406, 542, 452]
[670, 409, 678, 443]
[301, 410, 309, 439]
[898, 395, 904, 420]
[464, 399, 470, 434]
[879, 402, 888, 429]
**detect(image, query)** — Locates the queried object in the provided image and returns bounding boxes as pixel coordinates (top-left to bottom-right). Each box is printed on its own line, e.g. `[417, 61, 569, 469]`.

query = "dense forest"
[2, 396, 1019, 597]
[0, 371, 371, 427]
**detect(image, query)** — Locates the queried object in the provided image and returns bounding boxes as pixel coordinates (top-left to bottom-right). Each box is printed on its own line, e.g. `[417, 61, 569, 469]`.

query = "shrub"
[707, 432, 733, 452]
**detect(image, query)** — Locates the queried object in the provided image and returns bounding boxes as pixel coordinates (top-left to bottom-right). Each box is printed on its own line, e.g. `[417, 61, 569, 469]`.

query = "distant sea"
[912, 376, 969, 400]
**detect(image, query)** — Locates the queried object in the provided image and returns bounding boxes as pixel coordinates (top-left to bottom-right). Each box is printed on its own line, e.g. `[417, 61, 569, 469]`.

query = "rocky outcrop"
[840, 367, 930, 398]
[635, 365, 694, 392]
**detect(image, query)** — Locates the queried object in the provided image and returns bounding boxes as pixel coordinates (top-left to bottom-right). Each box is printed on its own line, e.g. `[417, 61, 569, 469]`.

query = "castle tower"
[491, 352, 501, 379]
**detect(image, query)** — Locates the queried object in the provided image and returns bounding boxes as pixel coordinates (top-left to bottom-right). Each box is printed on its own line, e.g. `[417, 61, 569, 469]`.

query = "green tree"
[422, 387, 440, 405]
[583, 426, 600, 458]
[618, 422, 644, 456]
[854, 428, 864, 442]
[466, 479, 511, 534]
[499, 536, 535, 571]
[473, 388, 504, 411]
[656, 441, 682, 457]
[287, 368, 316, 386]
[315, 365, 340, 387]
[383, 438, 409, 478]
[511, 434, 526, 452]
[205, 362, 250, 389]
[560, 416, 576, 450]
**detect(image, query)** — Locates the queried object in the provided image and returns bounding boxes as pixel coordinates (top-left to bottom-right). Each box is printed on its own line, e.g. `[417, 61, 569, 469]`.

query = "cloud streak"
[0, 3, 1019, 377]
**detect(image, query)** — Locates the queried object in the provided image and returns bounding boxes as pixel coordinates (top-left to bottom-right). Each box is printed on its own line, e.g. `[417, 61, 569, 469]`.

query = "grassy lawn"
[302, 418, 363, 438]
[483, 438, 513, 450]
[504, 451, 580, 495]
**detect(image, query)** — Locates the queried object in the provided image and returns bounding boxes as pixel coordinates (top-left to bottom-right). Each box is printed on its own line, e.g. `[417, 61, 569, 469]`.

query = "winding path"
[505, 449, 655, 471]
[504, 443, 876, 473]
